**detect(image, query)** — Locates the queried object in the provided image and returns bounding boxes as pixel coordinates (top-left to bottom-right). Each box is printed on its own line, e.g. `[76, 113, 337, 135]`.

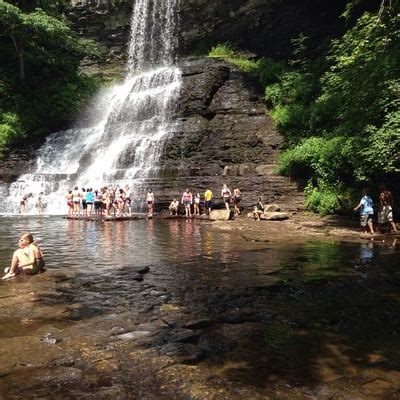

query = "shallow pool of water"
[1, 216, 397, 283]
[0, 217, 399, 399]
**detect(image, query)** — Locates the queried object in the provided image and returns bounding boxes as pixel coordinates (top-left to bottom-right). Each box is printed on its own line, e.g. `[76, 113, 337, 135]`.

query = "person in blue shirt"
[85, 188, 94, 216]
[354, 190, 375, 234]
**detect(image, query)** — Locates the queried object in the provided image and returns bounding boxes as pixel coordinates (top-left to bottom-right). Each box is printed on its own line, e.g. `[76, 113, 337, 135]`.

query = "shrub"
[208, 43, 235, 58]
[304, 182, 342, 215]
[0, 113, 23, 151]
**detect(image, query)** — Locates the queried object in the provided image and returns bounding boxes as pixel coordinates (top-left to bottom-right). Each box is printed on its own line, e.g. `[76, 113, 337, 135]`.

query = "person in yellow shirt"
[204, 189, 213, 215]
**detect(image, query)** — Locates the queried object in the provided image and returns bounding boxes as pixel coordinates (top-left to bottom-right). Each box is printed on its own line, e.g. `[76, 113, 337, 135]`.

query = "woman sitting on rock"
[252, 197, 264, 221]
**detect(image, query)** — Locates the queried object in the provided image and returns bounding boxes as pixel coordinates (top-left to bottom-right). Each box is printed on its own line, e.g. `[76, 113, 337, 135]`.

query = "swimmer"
[2, 233, 45, 280]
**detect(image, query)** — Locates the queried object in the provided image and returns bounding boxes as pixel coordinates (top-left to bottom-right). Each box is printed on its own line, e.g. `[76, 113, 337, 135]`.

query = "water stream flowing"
[0, 0, 181, 214]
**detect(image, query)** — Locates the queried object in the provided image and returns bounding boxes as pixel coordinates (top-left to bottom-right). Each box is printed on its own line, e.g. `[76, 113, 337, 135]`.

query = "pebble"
[117, 331, 153, 341]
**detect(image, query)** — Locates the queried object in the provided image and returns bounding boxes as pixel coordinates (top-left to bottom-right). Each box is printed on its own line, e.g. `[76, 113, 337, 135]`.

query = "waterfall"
[1, 0, 181, 214]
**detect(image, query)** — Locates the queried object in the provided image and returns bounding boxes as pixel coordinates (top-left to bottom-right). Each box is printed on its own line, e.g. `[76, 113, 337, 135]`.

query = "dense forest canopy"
[210, 0, 400, 213]
[0, 0, 100, 153]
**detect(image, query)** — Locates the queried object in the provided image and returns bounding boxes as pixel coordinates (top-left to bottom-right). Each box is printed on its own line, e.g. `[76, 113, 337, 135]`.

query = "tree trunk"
[18, 49, 25, 81]
[10, 33, 25, 82]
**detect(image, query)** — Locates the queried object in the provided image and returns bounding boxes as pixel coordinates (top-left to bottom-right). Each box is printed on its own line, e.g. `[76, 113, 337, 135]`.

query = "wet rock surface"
[65, 1, 354, 66]
[0, 218, 399, 399]
[0, 58, 303, 215]
[139, 58, 304, 212]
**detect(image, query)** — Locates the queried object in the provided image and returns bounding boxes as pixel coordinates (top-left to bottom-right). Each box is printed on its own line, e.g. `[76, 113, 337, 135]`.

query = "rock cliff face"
[2, 1, 316, 212]
[67, 2, 131, 77]
[0, 58, 304, 212]
[142, 58, 304, 212]
[66, 0, 351, 73]
[180, 0, 349, 57]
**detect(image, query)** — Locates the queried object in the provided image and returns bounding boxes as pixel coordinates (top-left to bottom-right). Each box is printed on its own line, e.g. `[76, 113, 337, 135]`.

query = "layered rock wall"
[66, 0, 351, 74]
[144, 58, 304, 212]
[180, 0, 349, 57]
[0, 59, 304, 212]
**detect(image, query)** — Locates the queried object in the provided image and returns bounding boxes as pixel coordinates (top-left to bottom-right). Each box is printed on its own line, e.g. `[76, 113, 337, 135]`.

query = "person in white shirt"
[146, 189, 154, 217]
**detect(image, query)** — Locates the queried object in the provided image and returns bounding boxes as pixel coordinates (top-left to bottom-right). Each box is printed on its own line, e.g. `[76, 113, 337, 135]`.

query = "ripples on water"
[0, 217, 398, 286]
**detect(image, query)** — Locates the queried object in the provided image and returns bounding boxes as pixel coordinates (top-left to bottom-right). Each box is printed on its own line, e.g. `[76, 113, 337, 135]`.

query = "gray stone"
[117, 331, 153, 341]
[260, 212, 289, 221]
[263, 204, 281, 212]
[136, 266, 150, 274]
[159, 343, 205, 363]
[209, 209, 234, 221]
[169, 329, 200, 344]
[184, 319, 214, 329]
[109, 326, 126, 336]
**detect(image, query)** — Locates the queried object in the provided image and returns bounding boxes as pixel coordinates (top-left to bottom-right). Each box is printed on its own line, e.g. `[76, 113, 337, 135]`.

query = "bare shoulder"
[30, 243, 41, 256]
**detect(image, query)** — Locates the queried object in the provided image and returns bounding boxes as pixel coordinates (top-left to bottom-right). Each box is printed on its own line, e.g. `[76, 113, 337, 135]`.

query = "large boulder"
[210, 209, 234, 221]
[263, 204, 281, 212]
[260, 212, 289, 221]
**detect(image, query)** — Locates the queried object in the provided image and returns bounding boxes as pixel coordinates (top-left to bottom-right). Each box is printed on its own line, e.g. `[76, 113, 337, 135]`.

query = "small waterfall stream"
[1, 0, 181, 214]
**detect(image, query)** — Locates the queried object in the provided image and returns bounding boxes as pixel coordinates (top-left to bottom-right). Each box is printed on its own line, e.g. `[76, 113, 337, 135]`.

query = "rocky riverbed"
[0, 216, 399, 399]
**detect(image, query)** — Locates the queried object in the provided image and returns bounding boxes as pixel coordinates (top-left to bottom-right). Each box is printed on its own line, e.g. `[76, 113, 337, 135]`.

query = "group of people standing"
[66, 186, 132, 217]
[168, 185, 242, 218]
[354, 187, 397, 234]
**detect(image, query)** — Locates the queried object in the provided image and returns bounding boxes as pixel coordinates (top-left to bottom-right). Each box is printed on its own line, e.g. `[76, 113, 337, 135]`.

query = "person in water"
[35, 192, 45, 214]
[146, 188, 154, 217]
[354, 190, 375, 234]
[2, 233, 45, 280]
[20, 193, 32, 213]
[379, 186, 397, 232]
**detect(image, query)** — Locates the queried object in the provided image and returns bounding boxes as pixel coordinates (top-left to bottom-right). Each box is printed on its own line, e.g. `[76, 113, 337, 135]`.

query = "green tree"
[0, 0, 102, 154]
[0, 1, 96, 81]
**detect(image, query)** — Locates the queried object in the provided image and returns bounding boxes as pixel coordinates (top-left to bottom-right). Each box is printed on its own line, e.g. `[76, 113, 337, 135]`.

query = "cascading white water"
[1, 0, 181, 214]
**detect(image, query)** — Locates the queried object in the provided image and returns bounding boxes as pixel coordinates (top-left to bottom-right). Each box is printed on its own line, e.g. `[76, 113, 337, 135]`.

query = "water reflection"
[0, 218, 398, 287]
[359, 242, 374, 264]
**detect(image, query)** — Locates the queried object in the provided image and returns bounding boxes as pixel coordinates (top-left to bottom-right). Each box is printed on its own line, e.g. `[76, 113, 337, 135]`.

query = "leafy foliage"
[211, 2, 400, 213]
[208, 42, 235, 58]
[0, 0, 102, 155]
